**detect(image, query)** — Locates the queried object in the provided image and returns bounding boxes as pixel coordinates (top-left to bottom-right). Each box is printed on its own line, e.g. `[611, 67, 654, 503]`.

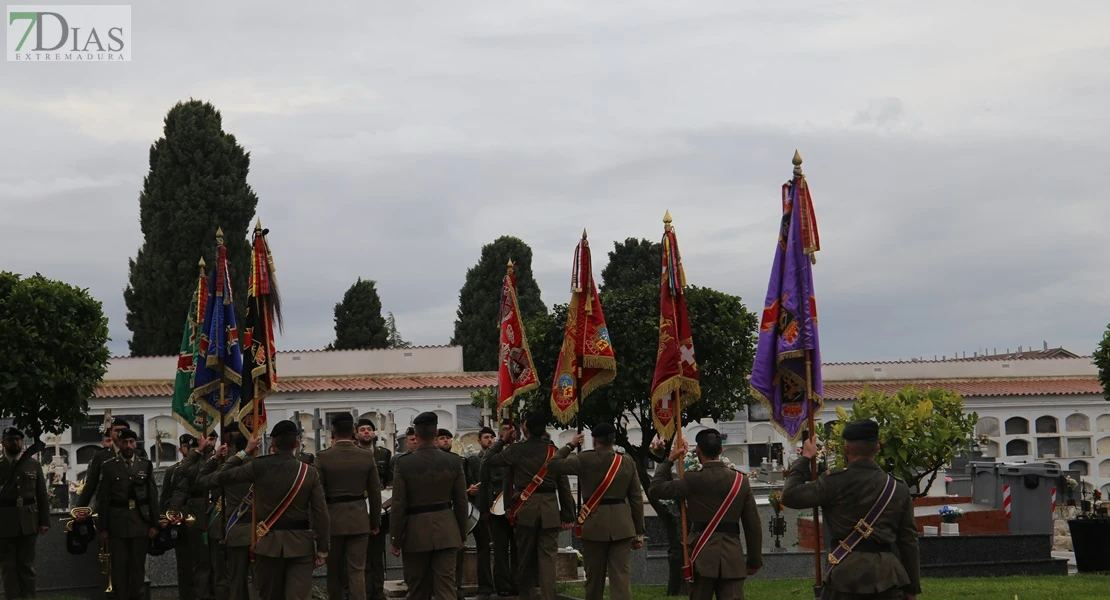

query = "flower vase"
[923, 525, 939, 536]
[940, 522, 960, 536]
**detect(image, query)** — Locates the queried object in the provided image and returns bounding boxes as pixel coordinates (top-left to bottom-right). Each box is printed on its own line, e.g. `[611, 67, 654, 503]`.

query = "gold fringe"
[652, 405, 676, 442]
[172, 412, 207, 440]
[650, 376, 701, 405]
[749, 381, 825, 444]
[581, 355, 615, 370]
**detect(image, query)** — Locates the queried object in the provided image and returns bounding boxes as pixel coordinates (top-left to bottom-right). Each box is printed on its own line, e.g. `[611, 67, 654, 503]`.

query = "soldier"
[650, 429, 762, 600]
[317, 413, 382, 600]
[548, 423, 645, 600]
[171, 433, 219, 599]
[0, 427, 49, 599]
[215, 420, 330, 600]
[483, 414, 574, 600]
[390, 412, 469, 600]
[197, 430, 256, 600]
[478, 419, 518, 598]
[96, 428, 159, 600]
[781, 420, 921, 600]
[76, 417, 133, 508]
[161, 434, 199, 600]
[468, 427, 496, 600]
[436, 428, 471, 600]
[357, 417, 392, 600]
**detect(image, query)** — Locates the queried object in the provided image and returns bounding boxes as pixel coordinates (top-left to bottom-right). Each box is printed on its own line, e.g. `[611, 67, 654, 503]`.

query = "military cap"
[842, 419, 879, 442]
[437, 428, 452, 438]
[179, 434, 198, 447]
[404, 427, 415, 436]
[413, 412, 437, 426]
[591, 423, 616, 438]
[111, 417, 130, 428]
[695, 428, 722, 446]
[271, 420, 299, 437]
[118, 429, 138, 441]
[478, 427, 495, 436]
[2, 426, 24, 439]
[207, 431, 219, 440]
[332, 413, 354, 426]
[358, 418, 376, 429]
[524, 413, 546, 433]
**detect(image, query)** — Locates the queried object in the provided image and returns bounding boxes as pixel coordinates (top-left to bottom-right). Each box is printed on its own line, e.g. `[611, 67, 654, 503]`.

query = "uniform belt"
[532, 488, 555, 494]
[326, 495, 365, 504]
[692, 521, 739, 535]
[407, 502, 451, 514]
[0, 497, 34, 507]
[599, 498, 625, 505]
[836, 538, 891, 553]
[110, 500, 137, 509]
[269, 518, 311, 531]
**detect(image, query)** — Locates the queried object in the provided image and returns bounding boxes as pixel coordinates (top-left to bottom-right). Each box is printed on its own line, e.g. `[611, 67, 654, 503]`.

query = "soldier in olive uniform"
[548, 423, 645, 600]
[390, 412, 469, 600]
[196, 430, 257, 600]
[318, 413, 382, 600]
[0, 427, 50, 599]
[437, 428, 471, 600]
[358, 417, 393, 600]
[478, 419, 518, 597]
[171, 433, 220, 599]
[97, 428, 159, 600]
[216, 420, 330, 600]
[468, 427, 496, 600]
[782, 420, 921, 600]
[650, 429, 762, 600]
[77, 417, 135, 508]
[483, 414, 574, 600]
[161, 434, 198, 600]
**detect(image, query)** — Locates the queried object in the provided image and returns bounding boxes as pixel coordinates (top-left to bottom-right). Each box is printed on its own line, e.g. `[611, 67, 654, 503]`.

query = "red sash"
[254, 461, 310, 541]
[574, 453, 623, 537]
[507, 444, 556, 525]
[683, 471, 743, 582]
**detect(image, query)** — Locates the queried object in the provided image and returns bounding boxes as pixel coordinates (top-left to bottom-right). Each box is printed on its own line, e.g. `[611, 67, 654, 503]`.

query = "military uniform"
[96, 441, 159, 600]
[362, 432, 393, 600]
[216, 421, 330, 600]
[0, 429, 50, 599]
[483, 421, 574, 600]
[478, 441, 517, 596]
[171, 448, 219, 599]
[195, 447, 254, 600]
[391, 413, 469, 600]
[547, 427, 644, 600]
[160, 446, 195, 600]
[781, 420, 921, 600]
[466, 444, 495, 598]
[650, 430, 762, 600]
[317, 424, 382, 600]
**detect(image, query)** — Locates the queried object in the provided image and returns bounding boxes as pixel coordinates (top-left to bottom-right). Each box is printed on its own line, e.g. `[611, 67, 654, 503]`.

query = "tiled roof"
[826, 347, 1087, 365]
[108, 344, 458, 360]
[96, 373, 498, 399]
[823, 378, 1102, 400]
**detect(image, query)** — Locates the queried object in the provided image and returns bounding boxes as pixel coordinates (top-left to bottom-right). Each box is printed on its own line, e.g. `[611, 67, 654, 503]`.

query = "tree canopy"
[384, 311, 412, 349]
[1094, 324, 1110, 402]
[0, 272, 110, 442]
[600, 237, 661, 293]
[451, 236, 546, 371]
[124, 99, 258, 356]
[330, 278, 389, 350]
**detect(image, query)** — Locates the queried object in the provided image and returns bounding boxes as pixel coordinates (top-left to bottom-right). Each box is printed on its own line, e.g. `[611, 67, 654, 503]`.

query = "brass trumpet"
[99, 539, 112, 593]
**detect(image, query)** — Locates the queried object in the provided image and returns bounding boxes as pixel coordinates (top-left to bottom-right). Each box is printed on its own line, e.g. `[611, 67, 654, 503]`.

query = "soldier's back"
[316, 442, 378, 535]
[683, 463, 753, 580]
[251, 453, 328, 558]
[392, 447, 466, 552]
[576, 449, 639, 541]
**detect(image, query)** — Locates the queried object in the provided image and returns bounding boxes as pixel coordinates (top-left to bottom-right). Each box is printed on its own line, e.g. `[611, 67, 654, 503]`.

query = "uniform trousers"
[691, 575, 745, 600]
[489, 515, 517, 595]
[821, 587, 904, 600]
[328, 533, 370, 600]
[254, 554, 313, 600]
[171, 533, 194, 600]
[581, 539, 632, 600]
[109, 536, 149, 600]
[224, 546, 252, 600]
[187, 527, 212, 598]
[209, 539, 229, 599]
[473, 519, 494, 596]
[367, 527, 388, 600]
[402, 548, 457, 600]
[0, 535, 37, 599]
[514, 525, 559, 600]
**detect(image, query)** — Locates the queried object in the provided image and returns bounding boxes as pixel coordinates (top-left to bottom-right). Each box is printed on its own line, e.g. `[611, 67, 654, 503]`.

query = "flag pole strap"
[673, 389, 692, 578]
[806, 349, 823, 594]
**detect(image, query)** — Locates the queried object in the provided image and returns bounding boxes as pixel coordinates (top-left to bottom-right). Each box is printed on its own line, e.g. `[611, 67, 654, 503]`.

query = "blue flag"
[191, 240, 243, 427]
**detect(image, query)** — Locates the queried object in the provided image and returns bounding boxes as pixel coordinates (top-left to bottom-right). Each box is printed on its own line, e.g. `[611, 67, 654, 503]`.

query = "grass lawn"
[557, 576, 1108, 599]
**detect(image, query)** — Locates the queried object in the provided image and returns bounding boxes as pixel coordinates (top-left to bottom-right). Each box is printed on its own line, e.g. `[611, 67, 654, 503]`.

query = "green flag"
[173, 259, 214, 437]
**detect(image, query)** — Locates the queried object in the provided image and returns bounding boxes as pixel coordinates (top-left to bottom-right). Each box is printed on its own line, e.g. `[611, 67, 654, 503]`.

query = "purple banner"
[749, 178, 822, 441]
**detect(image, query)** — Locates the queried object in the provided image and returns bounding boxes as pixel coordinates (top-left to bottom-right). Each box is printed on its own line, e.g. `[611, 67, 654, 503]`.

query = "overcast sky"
[3, 1, 1109, 363]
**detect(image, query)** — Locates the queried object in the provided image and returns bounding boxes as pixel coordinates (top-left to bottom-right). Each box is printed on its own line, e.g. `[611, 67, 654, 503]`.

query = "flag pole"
[806, 350, 822, 589]
[672, 389, 692, 578]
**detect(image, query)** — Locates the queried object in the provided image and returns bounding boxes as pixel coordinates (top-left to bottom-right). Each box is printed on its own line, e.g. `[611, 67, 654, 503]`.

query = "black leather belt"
[692, 522, 739, 535]
[270, 518, 310, 531]
[110, 500, 135, 509]
[599, 498, 625, 505]
[532, 488, 555, 494]
[408, 502, 451, 515]
[0, 498, 34, 507]
[326, 495, 365, 504]
[837, 538, 891, 553]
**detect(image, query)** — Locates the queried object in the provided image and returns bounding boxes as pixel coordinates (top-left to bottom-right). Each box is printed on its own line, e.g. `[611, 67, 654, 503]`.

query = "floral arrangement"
[1065, 476, 1078, 491]
[1095, 490, 1103, 501]
[68, 481, 78, 494]
[944, 476, 953, 484]
[767, 491, 784, 514]
[464, 444, 477, 458]
[975, 433, 991, 445]
[681, 452, 737, 473]
[564, 546, 583, 567]
[938, 505, 964, 523]
[649, 436, 667, 460]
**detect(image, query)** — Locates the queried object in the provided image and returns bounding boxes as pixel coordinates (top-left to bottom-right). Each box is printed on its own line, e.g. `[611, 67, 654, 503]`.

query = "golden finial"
[254, 218, 263, 231]
[198, 257, 206, 272]
[215, 227, 224, 245]
[581, 228, 588, 239]
[793, 150, 803, 176]
[507, 258, 515, 275]
[664, 210, 673, 231]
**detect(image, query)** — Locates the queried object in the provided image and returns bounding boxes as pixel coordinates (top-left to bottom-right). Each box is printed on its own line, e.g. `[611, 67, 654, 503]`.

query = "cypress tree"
[450, 236, 546, 371]
[123, 99, 258, 356]
[331, 278, 389, 350]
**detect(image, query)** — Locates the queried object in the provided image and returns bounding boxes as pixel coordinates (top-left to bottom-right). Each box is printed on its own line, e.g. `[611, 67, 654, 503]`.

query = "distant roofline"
[826, 347, 1088, 366]
[109, 344, 459, 360]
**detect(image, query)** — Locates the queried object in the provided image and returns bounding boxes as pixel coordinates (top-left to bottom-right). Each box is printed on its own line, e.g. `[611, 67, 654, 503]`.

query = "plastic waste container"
[999, 462, 1061, 535]
[969, 461, 1003, 507]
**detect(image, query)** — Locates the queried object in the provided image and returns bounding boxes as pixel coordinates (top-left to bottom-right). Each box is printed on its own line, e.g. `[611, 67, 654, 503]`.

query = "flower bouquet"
[938, 505, 964, 523]
[768, 491, 784, 515]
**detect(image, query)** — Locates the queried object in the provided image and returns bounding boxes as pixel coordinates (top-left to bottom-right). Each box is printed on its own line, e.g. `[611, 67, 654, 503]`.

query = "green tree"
[520, 283, 757, 594]
[1094, 325, 1110, 401]
[600, 237, 661, 293]
[820, 387, 979, 497]
[0, 272, 111, 447]
[451, 236, 546, 371]
[330, 278, 389, 350]
[124, 99, 258, 356]
[384, 311, 412, 349]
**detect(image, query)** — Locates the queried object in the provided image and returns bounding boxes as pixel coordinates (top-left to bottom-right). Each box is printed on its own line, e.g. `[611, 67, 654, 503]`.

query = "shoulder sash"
[225, 486, 253, 538]
[683, 471, 744, 582]
[507, 444, 556, 525]
[575, 453, 623, 530]
[254, 461, 310, 541]
[824, 474, 897, 576]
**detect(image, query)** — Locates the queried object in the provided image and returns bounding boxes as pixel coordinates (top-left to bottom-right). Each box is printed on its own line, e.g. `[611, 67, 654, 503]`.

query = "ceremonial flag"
[550, 230, 616, 424]
[191, 228, 244, 427]
[497, 259, 539, 411]
[650, 211, 700, 439]
[172, 258, 213, 437]
[750, 151, 822, 441]
[238, 220, 282, 438]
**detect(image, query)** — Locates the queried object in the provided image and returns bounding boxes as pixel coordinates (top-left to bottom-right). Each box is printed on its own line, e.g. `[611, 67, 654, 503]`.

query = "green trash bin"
[999, 462, 1061, 535]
